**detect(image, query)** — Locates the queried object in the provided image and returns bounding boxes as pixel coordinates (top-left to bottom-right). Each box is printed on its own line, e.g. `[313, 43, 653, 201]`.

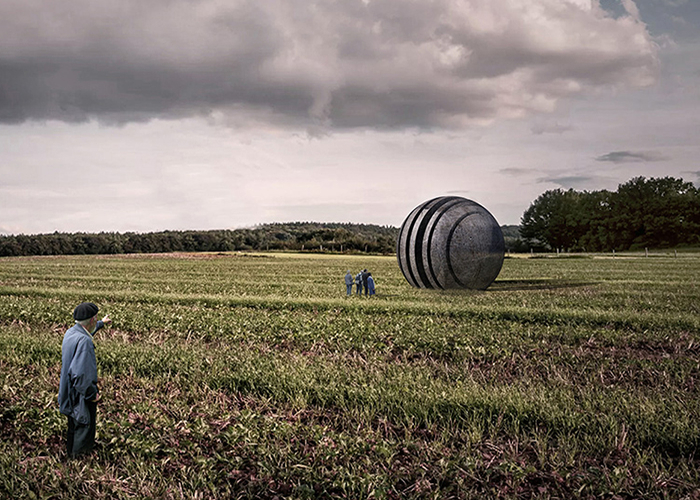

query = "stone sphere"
[397, 196, 505, 290]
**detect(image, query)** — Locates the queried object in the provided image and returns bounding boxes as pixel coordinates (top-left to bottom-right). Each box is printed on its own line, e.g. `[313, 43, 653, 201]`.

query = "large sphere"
[397, 196, 505, 290]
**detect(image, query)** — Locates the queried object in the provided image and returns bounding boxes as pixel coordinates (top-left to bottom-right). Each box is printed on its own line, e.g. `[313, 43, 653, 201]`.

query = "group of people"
[345, 269, 375, 297]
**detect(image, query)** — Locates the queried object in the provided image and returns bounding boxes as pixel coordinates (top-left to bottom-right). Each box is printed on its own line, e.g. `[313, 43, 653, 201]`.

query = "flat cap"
[73, 302, 99, 321]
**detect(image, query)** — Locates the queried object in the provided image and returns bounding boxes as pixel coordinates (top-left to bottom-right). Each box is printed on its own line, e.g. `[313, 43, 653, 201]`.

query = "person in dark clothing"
[361, 269, 370, 296]
[58, 302, 111, 458]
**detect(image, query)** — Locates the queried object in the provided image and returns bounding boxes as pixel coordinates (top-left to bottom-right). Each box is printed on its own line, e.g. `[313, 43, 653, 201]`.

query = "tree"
[521, 176, 700, 252]
[520, 189, 586, 250]
[612, 176, 699, 249]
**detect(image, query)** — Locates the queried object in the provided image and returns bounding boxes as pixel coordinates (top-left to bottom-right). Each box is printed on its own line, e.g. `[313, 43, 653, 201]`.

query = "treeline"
[520, 176, 700, 251]
[0, 222, 399, 257]
[4, 176, 695, 257]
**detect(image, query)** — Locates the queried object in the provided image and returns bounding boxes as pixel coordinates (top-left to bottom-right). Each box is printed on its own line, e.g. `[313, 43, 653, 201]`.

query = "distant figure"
[367, 273, 376, 297]
[344, 270, 354, 296]
[355, 271, 363, 295]
[361, 269, 370, 296]
[58, 302, 111, 458]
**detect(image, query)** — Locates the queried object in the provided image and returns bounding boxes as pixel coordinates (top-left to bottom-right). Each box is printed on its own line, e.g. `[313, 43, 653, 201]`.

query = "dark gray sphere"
[397, 196, 505, 290]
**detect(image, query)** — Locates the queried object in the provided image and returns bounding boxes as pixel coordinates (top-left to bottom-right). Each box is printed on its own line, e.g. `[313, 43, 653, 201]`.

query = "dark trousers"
[67, 401, 97, 457]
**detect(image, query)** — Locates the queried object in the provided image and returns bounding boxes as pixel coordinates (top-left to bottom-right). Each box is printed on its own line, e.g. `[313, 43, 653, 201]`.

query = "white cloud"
[620, 0, 641, 21]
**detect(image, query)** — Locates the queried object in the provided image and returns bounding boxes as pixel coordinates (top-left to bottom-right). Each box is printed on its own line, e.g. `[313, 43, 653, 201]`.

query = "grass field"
[1, 252, 698, 499]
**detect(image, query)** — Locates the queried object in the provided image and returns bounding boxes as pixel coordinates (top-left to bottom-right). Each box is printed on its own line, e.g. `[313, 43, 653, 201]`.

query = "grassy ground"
[0, 252, 698, 499]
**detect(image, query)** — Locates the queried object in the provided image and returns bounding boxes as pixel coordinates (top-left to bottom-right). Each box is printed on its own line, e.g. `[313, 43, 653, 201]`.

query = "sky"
[1, 0, 699, 235]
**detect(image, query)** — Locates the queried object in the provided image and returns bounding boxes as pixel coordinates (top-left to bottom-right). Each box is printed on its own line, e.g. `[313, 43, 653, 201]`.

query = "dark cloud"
[0, 0, 658, 130]
[595, 150, 669, 163]
[499, 168, 531, 176]
[538, 175, 596, 189]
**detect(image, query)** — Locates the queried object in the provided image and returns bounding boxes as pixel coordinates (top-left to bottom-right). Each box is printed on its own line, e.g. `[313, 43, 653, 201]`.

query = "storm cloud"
[0, 0, 658, 130]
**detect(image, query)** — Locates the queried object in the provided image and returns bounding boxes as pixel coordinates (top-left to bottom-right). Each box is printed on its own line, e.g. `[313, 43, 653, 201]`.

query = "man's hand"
[102, 315, 112, 325]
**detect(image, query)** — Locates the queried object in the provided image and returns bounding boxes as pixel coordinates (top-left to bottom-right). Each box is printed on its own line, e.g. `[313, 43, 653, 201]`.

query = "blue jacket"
[58, 321, 103, 424]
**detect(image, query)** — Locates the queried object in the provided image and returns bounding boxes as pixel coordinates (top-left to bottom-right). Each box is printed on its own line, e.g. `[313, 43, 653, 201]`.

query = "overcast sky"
[1, 0, 698, 235]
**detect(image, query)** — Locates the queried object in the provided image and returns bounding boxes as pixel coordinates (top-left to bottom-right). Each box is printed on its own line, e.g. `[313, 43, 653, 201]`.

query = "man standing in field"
[58, 302, 111, 458]
[367, 273, 376, 297]
[355, 270, 363, 295]
[361, 269, 370, 296]
[344, 270, 354, 296]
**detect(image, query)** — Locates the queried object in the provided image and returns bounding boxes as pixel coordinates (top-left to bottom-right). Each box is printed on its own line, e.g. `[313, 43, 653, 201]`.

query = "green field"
[1, 252, 698, 499]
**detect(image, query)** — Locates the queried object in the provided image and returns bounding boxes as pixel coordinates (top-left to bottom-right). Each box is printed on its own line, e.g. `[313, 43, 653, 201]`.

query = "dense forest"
[2, 176, 696, 257]
[520, 176, 700, 251]
[0, 223, 399, 257]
